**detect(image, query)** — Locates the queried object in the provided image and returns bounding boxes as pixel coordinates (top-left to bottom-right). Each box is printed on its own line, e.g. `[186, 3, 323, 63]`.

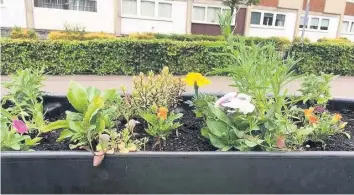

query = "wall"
[121, 1, 187, 34]
[324, 0, 346, 15]
[259, 0, 279, 7]
[345, 2, 354, 16]
[33, 0, 115, 33]
[0, 0, 27, 28]
[340, 15, 354, 41]
[303, 0, 326, 12]
[191, 8, 247, 35]
[248, 10, 297, 40]
[297, 14, 340, 41]
[278, 0, 303, 10]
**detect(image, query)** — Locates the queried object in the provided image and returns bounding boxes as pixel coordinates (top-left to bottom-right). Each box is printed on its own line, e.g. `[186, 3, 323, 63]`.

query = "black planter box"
[2, 95, 354, 194]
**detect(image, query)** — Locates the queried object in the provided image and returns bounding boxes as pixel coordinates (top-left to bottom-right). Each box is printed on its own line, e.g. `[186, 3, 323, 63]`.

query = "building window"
[299, 16, 330, 31]
[122, 0, 137, 15]
[342, 21, 349, 32]
[207, 7, 221, 23]
[275, 14, 285, 27]
[250, 11, 286, 28]
[158, 2, 172, 18]
[310, 17, 319, 29]
[320, 19, 329, 30]
[192, 5, 234, 24]
[122, 0, 172, 19]
[192, 6, 205, 21]
[351, 22, 354, 32]
[263, 13, 274, 26]
[34, 0, 97, 12]
[250, 12, 261, 25]
[140, 0, 155, 17]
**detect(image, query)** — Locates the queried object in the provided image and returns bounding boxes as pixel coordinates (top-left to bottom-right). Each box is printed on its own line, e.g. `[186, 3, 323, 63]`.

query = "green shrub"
[0, 39, 231, 75]
[291, 43, 354, 75]
[293, 37, 311, 43]
[10, 27, 38, 40]
[1, 39, 353, 76]
[317, 37, 352, 44]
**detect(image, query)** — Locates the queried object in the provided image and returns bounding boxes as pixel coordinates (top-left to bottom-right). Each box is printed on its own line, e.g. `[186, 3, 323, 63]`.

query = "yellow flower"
[332, 113, 342, 123]
[304, 107, 314, 118]
[183, 72, 211, 87]
[157, 107, 168, 120]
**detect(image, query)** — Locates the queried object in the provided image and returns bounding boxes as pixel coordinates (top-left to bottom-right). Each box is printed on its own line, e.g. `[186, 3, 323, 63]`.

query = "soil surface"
[33, 104, 354, 152]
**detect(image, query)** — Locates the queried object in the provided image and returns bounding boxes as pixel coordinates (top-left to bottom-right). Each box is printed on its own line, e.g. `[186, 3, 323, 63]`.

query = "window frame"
[33, 0, 97, 12]
[192, 4, 235, 25]
[299, 15, 330, 32]
[249, 10, 286, 29]
[342, 20, 354, 34]
[121, 0, 173, 21]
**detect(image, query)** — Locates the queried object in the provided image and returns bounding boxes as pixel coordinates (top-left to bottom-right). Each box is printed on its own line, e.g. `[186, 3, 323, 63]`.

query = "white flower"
[125, 119, 140, 130]
[219, 93, 255, 114]
[215, 92, 238, 107]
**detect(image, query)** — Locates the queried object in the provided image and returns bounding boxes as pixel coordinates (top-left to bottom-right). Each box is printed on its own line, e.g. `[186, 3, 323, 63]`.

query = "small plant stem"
[194, 81, 199, 98]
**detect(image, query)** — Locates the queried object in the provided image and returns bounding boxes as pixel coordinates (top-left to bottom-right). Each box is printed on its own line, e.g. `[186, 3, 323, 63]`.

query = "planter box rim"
[3, 151, 354, 159]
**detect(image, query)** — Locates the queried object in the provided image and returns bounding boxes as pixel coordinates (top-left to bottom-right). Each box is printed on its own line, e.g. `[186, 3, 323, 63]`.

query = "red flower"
[12, 119, 28, 134]
[276, 136, 286, 149]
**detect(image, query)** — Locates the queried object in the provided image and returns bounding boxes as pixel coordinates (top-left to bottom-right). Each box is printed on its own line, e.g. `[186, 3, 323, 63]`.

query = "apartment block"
[0, 0, 353, 41]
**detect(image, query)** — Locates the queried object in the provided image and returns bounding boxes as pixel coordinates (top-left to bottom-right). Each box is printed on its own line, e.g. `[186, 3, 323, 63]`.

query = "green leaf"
[57, 129, 74, 142]
[86, 87, 100, 102]
[66, 111, 83, 121]
[24, 137, 42, 146]
[10, 143, 21, 150]
[221, 145, 232, 151]
[1, 108, 13, 119]
[41, 120, 69, 133]
[68, 121, 84, 132]
[101, 89, 117, 102]
[233, 128, 245, 138]
[96, 116, 106, 134]
[209, 134, 227, 149]
[244, 140, 258, 148]
[67, 81, 88, 113]
[342, 132, 351, 139]
[206, 119, 226, 137]
[297, 127, 314, 136]
[207, 103, 232, 126]
[83, 96, 104, 125]
[201, 127, 210, 138]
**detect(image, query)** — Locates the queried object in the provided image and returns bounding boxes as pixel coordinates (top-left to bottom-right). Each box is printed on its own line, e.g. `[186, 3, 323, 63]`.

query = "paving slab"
[1, 75, 354, 99]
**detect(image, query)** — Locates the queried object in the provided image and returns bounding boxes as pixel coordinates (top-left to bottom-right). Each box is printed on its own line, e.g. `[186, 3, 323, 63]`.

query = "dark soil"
[33, 103, 354, 152]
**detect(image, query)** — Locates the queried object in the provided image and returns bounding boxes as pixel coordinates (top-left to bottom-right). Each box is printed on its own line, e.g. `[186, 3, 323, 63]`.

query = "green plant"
[1, 69, 67, 150]
[198, 95, 264, 151]
[293, 37, 311, 43]
[140, 105, 183, 146]
[131, 66, 185, 109]
[10, 27, 38, 40]
[57, 81, 118, 151]
[93, 119, 148, 166]
[317, 37, 352, 44]
[299, 72, 336, 106]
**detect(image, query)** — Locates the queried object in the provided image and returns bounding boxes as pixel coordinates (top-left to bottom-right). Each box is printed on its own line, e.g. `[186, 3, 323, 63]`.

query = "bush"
[291, 43, 354, 75]
[48, 31, 116, 40]
[10, 27, 38, 40]
[293, 37, 311, 43]
[317, 37, 352, 44]
[1, 39, 353, 76]
[128, 32, 155, 39]
[0, 39, 231, 75]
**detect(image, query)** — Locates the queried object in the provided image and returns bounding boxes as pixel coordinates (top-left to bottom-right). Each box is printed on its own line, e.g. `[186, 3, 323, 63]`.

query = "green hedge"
[291, 43, 354, 75]
[1, 39, 353, 76]
[0, 39, 231, 75]
[149, 34, 291, 50]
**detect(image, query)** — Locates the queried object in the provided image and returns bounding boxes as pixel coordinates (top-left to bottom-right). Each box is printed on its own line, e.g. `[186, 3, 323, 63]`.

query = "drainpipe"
[301, 0, 310, 43]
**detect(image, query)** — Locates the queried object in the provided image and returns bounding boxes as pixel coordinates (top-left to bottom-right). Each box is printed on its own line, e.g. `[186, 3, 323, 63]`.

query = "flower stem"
[194, 81, 199, 98]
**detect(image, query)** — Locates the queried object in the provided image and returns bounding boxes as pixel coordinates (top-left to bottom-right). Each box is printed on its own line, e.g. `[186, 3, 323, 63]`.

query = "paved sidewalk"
[1, 75, 354, 99]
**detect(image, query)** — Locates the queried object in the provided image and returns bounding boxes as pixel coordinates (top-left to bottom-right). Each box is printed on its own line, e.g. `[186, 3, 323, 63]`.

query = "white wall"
[248, 10, 297, 40]
[33, 0, 115, 33]
[0, 0, 27, 28]
[297, 15, 340, 42]
[121, 1, 187, 34]
[340, 15, 354, 42]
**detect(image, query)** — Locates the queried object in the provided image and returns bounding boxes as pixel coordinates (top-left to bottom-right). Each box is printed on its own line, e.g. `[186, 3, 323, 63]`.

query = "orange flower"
[308, 115, 318, 124]
[304, 107, 314, 118]
[157, 107, 168, 120]
[332, 113, 342, 123]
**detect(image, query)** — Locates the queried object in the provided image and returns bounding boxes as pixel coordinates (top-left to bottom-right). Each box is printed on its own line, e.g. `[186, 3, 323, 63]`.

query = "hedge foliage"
[0, 39, 231, 75]
[291, 43, 354, 75]
[1, 39, 353, 76]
